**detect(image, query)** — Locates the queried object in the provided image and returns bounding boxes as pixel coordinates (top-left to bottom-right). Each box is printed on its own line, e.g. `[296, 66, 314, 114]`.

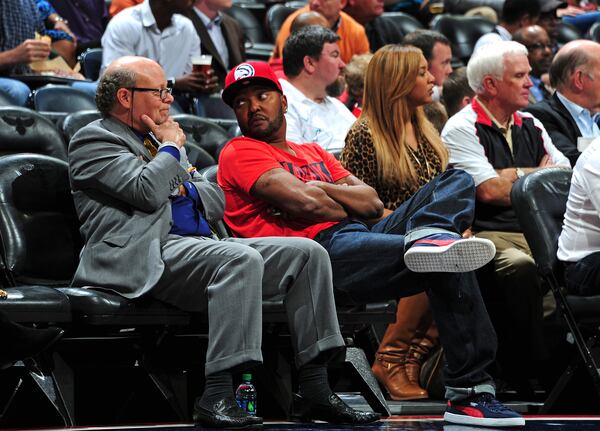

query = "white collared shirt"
[556, 91, 600, 138]
[193, 7, 229, 69]
[101, 0, 201, 78]
[280, 79, 356, 151]
[558, 138, 600, 262]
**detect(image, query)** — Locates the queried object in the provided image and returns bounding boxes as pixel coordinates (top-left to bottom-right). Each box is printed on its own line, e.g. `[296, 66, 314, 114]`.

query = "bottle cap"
[242, 373, 252, 381]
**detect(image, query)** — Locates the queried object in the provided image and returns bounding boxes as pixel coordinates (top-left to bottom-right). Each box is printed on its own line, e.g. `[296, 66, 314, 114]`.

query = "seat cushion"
[58, 287, 190, 326]
[0, 286, 71, 323]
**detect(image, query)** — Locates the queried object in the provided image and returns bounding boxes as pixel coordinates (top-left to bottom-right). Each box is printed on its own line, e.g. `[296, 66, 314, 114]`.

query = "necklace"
[407, 141, 432, 178]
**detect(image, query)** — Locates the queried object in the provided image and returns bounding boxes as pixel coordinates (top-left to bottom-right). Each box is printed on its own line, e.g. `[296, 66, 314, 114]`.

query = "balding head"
[513, 25, 552, 77]
[550, 40, 600, 89]
[97, 56, 172, 131]
[550, 40, 600, 110]
[290, 11, 328, 34]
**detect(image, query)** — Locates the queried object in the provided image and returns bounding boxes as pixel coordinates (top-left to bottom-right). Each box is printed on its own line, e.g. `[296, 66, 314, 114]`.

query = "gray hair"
[467, 41, 528, 94]
[95, 68, 138, 117]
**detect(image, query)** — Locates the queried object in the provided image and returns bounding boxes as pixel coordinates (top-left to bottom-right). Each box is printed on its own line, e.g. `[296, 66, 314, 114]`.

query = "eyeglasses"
[526, 43, 553, 52]
[127, 86, 173, 101]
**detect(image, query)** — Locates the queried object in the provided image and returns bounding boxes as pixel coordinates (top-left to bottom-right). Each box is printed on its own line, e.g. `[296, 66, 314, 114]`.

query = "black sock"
[198, 371, 234, 408]
[298, 363, 333, 404]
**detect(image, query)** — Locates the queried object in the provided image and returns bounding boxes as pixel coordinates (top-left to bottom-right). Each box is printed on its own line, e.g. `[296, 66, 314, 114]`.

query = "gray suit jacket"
[68, 116, 224, 298]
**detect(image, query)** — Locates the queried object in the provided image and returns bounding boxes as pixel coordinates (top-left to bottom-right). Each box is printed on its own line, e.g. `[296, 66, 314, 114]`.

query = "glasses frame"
[127, 86, 173, 101]
[526, 42, 553, 51]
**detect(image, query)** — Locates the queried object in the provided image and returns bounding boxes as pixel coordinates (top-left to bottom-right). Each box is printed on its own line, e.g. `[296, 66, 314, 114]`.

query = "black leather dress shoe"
[193, 397, 263, 429]
[290, 393, 381, 424]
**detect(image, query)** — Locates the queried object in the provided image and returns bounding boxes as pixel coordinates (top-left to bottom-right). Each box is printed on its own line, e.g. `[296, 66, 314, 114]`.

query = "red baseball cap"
[222, 61, 283, 107]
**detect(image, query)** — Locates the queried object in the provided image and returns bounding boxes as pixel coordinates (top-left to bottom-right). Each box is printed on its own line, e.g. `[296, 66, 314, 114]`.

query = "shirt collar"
[194, 7, 223, 29]
[140, 0, 158, 29]
[475, 96, 515, 131]
[496, 25, 512, 41]
[556, 91, 588, 119]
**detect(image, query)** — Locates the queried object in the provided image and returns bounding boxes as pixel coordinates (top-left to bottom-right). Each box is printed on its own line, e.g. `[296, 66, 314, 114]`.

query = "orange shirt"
[272, 5, 370, 64]
[109, 0, 144, 17]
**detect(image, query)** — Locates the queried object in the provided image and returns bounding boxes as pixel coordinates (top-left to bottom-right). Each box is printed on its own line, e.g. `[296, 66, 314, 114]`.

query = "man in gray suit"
[68, 56, 379, 428]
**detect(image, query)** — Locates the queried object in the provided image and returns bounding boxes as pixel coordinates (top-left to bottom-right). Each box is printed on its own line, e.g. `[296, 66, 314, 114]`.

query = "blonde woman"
[341, 45, 456, 401]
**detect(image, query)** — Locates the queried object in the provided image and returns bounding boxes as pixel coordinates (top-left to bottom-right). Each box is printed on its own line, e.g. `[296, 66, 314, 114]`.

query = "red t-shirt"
[218, 136, 351, 239]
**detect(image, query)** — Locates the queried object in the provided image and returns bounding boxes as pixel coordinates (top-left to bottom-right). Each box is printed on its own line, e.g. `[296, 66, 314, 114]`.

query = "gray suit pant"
[150, 234, 345, 375]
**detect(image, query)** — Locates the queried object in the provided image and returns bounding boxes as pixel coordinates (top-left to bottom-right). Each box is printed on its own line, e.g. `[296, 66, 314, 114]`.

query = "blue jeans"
[315, 169, 497, 399]
[0, 78, 31, 106]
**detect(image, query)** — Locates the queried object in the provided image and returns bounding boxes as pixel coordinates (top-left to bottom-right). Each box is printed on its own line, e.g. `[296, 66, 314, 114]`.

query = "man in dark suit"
[526, 39, 600, 166]
[187, 0, 245, 85]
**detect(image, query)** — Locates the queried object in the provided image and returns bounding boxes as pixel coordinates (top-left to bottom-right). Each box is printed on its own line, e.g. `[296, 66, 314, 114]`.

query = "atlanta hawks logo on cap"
[234, 63, 255, 81]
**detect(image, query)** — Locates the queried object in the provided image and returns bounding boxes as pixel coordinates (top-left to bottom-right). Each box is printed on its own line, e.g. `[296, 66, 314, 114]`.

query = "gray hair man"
[441, 40, 570, 384]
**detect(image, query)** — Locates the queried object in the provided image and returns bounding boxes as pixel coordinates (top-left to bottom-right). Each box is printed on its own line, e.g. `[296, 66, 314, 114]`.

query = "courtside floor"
[3, 417, 600, 431]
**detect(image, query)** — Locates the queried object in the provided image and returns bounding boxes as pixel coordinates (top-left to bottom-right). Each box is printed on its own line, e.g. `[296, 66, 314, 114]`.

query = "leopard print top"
[341, 118, 443, 210]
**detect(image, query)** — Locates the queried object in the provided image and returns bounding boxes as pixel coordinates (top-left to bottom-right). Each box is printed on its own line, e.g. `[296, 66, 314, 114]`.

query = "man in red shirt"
[218, 61, 527, 427]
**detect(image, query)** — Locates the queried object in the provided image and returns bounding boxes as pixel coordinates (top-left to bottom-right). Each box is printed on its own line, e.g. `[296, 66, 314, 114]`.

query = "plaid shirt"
[0, 0, 45, 75]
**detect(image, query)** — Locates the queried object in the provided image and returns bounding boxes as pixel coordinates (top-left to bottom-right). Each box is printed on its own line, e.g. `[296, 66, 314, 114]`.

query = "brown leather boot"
[372, 293, 429, 401]
[406, 322, 439, 386]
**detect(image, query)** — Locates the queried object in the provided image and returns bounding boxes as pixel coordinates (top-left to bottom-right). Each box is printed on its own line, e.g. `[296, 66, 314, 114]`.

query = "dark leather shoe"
[290, 393, 380, 424]
[193, 397, 263, 429]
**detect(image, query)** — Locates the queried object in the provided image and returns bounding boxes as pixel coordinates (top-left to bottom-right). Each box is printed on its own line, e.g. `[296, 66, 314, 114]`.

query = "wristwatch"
[516, 168, 525, 180]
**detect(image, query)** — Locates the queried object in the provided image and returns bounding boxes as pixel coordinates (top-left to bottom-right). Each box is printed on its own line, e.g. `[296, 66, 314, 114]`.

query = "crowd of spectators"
[4, 0, 600, 428]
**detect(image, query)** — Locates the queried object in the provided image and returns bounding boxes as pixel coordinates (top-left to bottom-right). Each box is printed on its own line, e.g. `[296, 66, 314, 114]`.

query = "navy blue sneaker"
[404, 233, 495, 273]
[444, 393, 525, 427]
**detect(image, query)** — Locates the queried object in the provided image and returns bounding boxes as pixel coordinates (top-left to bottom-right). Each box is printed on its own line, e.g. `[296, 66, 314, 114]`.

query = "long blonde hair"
[361, 44, 448, 187]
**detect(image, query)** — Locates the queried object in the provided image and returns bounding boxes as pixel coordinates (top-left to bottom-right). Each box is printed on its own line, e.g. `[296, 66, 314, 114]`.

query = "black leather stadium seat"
[78, 48, 103, 81]
[266, 4, 298, 42]
[0, 107, 67, 160]
[61, 110, 102, 143]
[172, 114, 231, 160]
[432, 14, 495, 64]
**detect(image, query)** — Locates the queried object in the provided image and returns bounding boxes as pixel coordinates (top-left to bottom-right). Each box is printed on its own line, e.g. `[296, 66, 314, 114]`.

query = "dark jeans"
[564, 251, 600, 296]
[315, 169, 497, 397]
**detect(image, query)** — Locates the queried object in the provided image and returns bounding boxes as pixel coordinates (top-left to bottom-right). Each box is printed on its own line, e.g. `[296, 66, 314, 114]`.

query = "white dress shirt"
[101, 0, 201, 78]
[193, 7, 229, 69]
[280, 79, 356, 151]
[558, 138, 600, 262]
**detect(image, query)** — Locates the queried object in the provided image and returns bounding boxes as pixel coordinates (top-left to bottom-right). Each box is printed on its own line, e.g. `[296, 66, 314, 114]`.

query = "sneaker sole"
[404, 238, 496, 273]
[444, 411, 525, 427]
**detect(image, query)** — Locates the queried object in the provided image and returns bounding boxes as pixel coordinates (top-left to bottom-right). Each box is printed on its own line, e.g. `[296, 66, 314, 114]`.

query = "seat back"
[225, 5, 269, 44]
[265, 4, 298, 42]
[0, 107, 67, 160]
[0, 154, 82, 285]
[62, 110, 102, 143]
[590, 21, 600, 43]
[511, 168, 572, 278]
[33, 85, 97, 113]
[379, 12, 423, 37]
[556, 22, 582, 48]
[172, 114, 231, 159]
[78, 48, 103, 81]
[432, 15, 495, 63]
[0, 89, 16, 106]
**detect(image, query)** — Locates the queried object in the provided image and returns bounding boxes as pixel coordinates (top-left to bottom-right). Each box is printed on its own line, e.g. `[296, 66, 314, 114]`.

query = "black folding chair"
[511, 167, 600, 412]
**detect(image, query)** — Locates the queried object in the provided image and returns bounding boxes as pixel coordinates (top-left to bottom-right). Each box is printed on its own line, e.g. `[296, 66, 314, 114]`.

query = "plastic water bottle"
[235, 373, 257, 416]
